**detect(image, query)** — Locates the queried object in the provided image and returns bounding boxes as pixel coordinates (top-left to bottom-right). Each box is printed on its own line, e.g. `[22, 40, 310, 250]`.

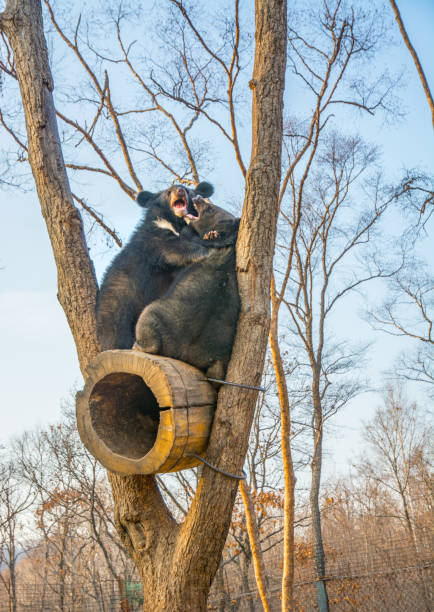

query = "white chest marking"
[154, 218, 180, 236]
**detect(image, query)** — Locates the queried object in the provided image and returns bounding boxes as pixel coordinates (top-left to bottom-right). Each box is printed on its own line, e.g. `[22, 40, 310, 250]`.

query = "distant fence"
[208, 533, 434, 611]
[1, 540, 432, 611]
[1, 561, 432, 612]
[208, 561, 433, 611]
[0, 578, 143, 612]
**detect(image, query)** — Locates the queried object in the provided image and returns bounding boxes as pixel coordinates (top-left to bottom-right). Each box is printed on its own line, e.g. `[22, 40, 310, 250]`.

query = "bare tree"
[278, 126, 412, 609]
[14, 415, 133, 594]
[0, 0, 287, 609]
[268, 1, 405, 606]
[369, 166, 434, 395]
[227, 366, 290, 610]
[0, 450, 33, 612]
[359, 386, 433, 610]
[373, 262, 434, 396]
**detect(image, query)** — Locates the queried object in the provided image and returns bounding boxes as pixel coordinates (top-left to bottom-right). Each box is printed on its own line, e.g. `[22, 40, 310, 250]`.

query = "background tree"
[0, 451, 33, 612]
[265, 0, 422, 605]
[358, 386, 432, 610]
[280, 131, 388, 611]
[372, 261, 434, 396]
[14, 414, 133, 595]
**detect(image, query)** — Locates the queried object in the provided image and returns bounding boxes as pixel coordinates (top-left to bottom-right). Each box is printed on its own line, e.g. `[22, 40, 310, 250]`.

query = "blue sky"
[0, 0, 433, 478]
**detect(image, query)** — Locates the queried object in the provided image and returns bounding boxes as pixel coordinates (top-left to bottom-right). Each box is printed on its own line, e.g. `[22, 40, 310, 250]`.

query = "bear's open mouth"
[170, 191, 189, 216]
[185, 197, 205, 221]
[172, 197, 187, 212]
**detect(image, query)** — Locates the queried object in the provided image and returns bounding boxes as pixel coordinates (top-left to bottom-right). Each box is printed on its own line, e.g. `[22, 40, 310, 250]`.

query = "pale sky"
[0, 0, 433, 479]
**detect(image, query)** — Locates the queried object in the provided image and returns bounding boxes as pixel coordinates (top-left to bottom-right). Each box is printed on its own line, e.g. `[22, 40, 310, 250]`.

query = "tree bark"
[269, 308, 296, 611]
[0, 0, 287, 609]
[389, 0, 434, 128]
[310, 378, 329, 612]
[239, 480, 272, 612]
[8, 524, 17, 612]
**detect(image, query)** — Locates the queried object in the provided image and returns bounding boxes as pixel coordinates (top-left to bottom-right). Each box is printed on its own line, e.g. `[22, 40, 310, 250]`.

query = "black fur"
[134, 196, 240, 380]
[96, 182, 215, 350]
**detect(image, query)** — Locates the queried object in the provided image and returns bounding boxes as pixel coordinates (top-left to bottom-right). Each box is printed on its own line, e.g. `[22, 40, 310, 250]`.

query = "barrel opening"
[89, 373, 160, 459]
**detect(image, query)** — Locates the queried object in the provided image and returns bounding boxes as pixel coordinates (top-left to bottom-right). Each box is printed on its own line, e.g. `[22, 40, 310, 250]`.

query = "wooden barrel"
[76, 350, 216, 475]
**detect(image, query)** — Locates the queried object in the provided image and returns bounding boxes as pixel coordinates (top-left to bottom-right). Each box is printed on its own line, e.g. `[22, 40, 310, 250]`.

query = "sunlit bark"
[389, 0, 434, 128]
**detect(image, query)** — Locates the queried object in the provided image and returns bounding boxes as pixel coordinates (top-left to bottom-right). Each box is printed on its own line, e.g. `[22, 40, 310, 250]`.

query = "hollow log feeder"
[76, 350, 216, 475]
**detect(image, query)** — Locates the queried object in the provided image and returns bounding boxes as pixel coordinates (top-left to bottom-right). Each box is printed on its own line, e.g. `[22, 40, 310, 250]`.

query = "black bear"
[134, 196, 240, 380]
[96, 182, 215, 350]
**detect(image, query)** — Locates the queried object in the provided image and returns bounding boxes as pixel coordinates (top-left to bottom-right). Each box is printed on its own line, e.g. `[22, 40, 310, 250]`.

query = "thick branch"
[239, 480, 272, 611]
[389, 0, 434, 128]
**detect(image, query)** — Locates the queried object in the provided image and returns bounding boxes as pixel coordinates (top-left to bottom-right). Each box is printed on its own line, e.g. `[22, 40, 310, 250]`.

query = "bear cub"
[96, 182, 215, 351]
[134, 196, 240, 381]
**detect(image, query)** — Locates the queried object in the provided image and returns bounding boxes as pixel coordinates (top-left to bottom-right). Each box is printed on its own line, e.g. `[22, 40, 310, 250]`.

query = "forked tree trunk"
[0, 0, 287, 609]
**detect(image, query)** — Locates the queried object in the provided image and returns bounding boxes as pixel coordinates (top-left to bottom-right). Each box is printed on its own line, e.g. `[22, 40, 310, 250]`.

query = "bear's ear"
[136, 191, 155, 208]
[194, 181, 214, 198]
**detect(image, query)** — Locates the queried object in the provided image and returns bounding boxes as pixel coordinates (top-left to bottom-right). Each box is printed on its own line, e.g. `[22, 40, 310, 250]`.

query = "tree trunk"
[310, 379, 329, 612]
[214, 565, 232, 612]
[241, 567, 255, 612]
[58, 528, 66, 612]
[0, 0, 287, 609]
[239, 480, 272, 611]
[269, 307, 296, 611]
[399, 486, 431, 611]
[9, 531, 17, 612]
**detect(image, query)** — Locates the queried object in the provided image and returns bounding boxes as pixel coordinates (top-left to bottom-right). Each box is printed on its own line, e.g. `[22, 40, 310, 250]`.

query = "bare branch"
[389, 0, 434, 128]
[71, 193, 122, 248]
